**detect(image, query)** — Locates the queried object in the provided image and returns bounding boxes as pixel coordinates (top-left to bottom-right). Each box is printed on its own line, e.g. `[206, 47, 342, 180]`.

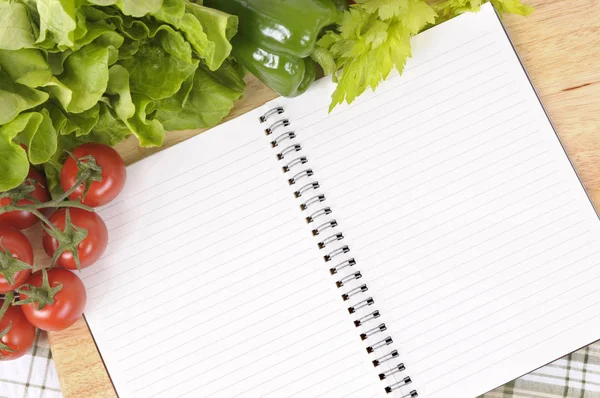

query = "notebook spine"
[260, 106, 418, 397]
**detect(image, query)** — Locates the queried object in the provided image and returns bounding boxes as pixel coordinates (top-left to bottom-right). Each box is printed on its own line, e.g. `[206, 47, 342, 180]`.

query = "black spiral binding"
[260, 107, 418, 397]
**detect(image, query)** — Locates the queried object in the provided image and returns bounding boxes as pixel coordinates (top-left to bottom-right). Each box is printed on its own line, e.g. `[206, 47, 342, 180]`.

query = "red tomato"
[0, 226, 33, 294]
[0, 302, 36, 360]
[60, 143, 126, 207]
[0, 168, 50, 230]
[19, 268, 86, 331]
[42, 208, 108, 270]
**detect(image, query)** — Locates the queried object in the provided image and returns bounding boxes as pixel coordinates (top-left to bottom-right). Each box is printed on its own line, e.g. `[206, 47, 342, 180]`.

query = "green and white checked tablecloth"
[0, 331, 61, 398]
[1, 333, 599, 398]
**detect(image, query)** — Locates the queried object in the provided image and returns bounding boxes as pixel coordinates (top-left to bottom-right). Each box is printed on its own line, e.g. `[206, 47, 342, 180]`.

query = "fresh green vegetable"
[205, 0, 338, 97]
[0, 0, 245, 193]
[315, 0, 532, 110]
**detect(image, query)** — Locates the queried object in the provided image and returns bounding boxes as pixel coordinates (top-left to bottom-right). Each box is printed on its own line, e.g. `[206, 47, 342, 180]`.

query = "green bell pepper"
[205, 0, 338, 97]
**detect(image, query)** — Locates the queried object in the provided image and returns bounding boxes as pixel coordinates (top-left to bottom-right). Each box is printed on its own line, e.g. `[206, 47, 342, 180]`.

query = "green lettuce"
[156, 61, 245, 131]
[0, 3, 38, 51]
[0, 0, 244, 192]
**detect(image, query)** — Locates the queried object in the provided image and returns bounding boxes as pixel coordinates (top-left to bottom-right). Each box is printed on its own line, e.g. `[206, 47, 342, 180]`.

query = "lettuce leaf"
[0, 0, 242, 191]
[119, 25, 198, 100]
[0, 111, 57, 191]
[0, 2, 38, 51]
[155, 61, 245, 130]
[53, 43, 111, 113]
[182, 3, 238, 71]
[0, 68, 49, 125]
[35, 0, 78, 49]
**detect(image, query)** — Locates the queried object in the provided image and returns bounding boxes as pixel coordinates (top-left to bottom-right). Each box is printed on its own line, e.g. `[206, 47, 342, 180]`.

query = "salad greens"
[0, 0, 244, 193]
[316, 0, 532, 110]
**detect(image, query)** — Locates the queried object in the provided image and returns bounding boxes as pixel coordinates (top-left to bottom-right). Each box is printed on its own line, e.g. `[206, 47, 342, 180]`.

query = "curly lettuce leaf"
[155, 61, 245, 130]
[86, 0, 164, 18]
[0, 2, 38, 51]
[182, 3, 238, 71]
[125, 94, 165, 146]
[152, 0, 186, 27]
[119, 25, 198, 100]
[0, 137, 28, 192]
[0, 110, 57, 191]
[51, 43, 111, 113]
[35, 0, 78, 48]
[0, 68, 49, 125]
[0, 0, 243, 191]
[0, 49, 53, 87]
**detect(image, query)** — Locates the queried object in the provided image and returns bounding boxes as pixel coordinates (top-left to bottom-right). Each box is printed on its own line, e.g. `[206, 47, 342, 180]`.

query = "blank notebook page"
[80, 110, 383, 397]
[271, 4, 600, 398]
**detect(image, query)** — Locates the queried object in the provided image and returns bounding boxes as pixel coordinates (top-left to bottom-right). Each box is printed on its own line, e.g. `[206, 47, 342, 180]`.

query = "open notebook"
[80, 4, 600, 398]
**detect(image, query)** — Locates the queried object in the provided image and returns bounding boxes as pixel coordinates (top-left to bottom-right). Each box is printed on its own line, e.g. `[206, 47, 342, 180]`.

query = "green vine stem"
[0, 159, 97, 218]
[0, 292, 14, 320]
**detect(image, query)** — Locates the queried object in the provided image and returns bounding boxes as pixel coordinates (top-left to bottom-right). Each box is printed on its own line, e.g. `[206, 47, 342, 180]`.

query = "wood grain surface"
[48, 1, 600, 396]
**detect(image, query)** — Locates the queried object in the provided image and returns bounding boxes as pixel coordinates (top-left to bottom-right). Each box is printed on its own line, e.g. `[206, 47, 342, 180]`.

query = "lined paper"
[81, 109, 383, 397]
[270, 4, 600, 397]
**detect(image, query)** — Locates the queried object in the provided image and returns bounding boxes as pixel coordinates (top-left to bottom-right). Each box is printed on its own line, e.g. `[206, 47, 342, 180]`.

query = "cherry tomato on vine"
[0, 301, 36, 360]
[19, 268, 86, 331]
[42, 208, 108, 270]
[0, 226, 33, 294]
[0, 168, 50, 230]
[60, 143, 126, 207]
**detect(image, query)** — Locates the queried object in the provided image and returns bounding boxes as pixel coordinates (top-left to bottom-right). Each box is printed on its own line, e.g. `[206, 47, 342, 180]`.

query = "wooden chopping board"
[48, 0, 600, 396]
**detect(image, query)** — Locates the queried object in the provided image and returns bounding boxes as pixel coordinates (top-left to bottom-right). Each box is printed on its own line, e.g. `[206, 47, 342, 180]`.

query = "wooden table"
[48, 0, 600, 396]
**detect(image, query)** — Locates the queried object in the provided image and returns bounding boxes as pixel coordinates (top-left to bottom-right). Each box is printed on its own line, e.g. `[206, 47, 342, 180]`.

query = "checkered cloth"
[1, 334, 599, 398]
[0, 331, 61, 398]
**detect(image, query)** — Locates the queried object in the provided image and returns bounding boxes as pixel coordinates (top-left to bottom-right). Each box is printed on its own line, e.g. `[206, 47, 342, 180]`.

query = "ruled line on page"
[368, 200, 576, 288]
[102, 155, 271, 223]
[320, 102, 530, 192]
[298, 46, 501, 137]
[221, 350, 356, 398]
[165, 313, 341, 385]
[303, 63, 508, 151]
[342, 123, 540, 238]
[129, 308, 341, 386]
[275, 361, 364, 398]
[349, 148, 551, 268]
[87, 205, 291, 292]
[426, 282, 600, 395]
[108, 246, 315, 338]
[358, 171, 560, 263]
[319, 99, 528, 175]
[416, 251, 600, 373]
[105, 169, 277, 240]
[100, 179, 282, 256]
[387, 226, 591, 319]
[406, 240, 597, 356]
[110, 256, 318, 344]
[398, 225, 592, 339]
[324, 109, 536, 218]
[121, 287, 330, 368]
[149, 336, 350, 397]
[100, 238, 309, 322]
[96, 225, 303, 315]
[99, 137, 263, 213]
[361, 185, 569, 271]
